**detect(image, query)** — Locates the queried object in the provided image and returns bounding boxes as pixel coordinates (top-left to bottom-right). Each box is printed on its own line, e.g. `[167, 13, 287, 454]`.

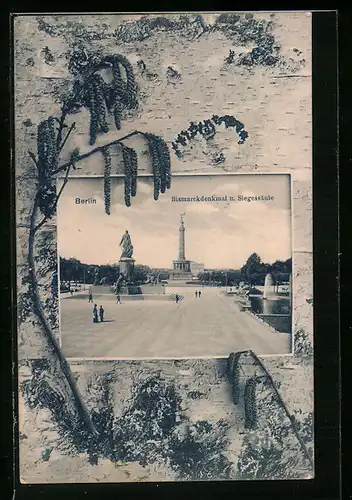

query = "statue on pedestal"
[115, 230, 141, 295]
[119, 230, 133, 259]
[118, 230, 135, 283]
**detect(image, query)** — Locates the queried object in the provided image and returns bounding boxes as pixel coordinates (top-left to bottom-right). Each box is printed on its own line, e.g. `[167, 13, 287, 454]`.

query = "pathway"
[60, 287, 291, 358]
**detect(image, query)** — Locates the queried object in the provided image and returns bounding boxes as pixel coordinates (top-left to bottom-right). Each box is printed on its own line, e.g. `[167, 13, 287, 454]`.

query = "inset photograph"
[57, 174, 293, 358]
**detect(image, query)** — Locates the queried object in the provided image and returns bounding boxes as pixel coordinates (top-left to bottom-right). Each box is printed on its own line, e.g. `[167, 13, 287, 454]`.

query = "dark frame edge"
[6, 9, 340, 500]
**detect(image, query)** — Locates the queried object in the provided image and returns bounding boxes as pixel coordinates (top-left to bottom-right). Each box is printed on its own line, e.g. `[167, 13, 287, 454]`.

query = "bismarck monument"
[119, 230, 135, 280]
[113, 229, 141, 295]
[170, 214, 193, 282]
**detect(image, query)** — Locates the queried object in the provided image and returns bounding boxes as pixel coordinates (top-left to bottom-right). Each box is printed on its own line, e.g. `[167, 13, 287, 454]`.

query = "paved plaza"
[60, 287, 291, 358]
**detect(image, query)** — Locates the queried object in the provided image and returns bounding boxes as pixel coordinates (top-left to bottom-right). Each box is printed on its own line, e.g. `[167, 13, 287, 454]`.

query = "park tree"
[226, 270, 243, 286]
[240, 253, 268, 286]
[240, 253, 293, 286]
[60, 257, 102, 285]
[284, 257, 292, 272]
[134, 264, 152, 283]
[268, 258, 292, 283]
[97, 264, 119, 285]
[198, 271, 214, 284]
[59, 257, 83, 284]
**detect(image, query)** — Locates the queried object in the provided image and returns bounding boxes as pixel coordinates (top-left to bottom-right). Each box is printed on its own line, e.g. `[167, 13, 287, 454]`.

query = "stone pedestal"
[170, 259, 192, 281]
[173, 259, 191, 272]
[119, 257, 135, 281]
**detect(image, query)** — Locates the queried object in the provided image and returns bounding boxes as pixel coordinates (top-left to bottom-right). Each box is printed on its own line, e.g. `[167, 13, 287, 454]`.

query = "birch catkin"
[36, 118, 58, 217]
[92, 74, 109, 134]
[145, 133, 161, 201]
[46, 117, 58, 171]
[37, 117, 57, 177]
[110, 56, 126, 98]
[81, 54, 139, 144]
[154, 135, 171, 191]
[114, 54, 138, 108]
[102, 147, 111, 215]
[129, 148, 138, 197]
[244, 377, 257, 429]
[228, 352, 241, 405]
[122, 145, 132, 207]
[86, 81, 98, 145]
[113, 101, 123, 131]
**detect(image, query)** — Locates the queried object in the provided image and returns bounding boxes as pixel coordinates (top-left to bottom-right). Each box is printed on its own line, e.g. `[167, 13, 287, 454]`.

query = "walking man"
[175, 293, 179, 304]
[116, 294, 121, 304]
[198, 290, 202, 298]
[195, 290, 198, 298]
[88, 292, 93, 303]
[99, 305, 104, 322]
[93, 304, 98, 323]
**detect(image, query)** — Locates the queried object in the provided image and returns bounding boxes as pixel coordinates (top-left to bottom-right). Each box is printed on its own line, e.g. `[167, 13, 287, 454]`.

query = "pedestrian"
[195, 290, 198, 298]
[93, 304, 98, 323]
[175, 293, 179, 304]
[116, 294, 121, 304]
[199, 290, 202, 298]
[70, 288, 73, 296]
[88, 292, 93, 303]
[99, 305, 104, 322]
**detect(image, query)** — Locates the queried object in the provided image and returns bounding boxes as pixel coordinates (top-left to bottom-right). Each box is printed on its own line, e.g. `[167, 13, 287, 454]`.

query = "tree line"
[198, 253, 292, 287]
[59, 257, 167, 286]
[59, 252, 291, 288]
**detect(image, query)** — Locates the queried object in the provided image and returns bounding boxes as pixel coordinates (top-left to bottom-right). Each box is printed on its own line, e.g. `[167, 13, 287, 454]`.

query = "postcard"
[14, 12, 314, 483]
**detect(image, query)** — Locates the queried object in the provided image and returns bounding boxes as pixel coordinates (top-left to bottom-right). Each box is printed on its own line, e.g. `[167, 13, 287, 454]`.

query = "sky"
[57, 174, 292, 269]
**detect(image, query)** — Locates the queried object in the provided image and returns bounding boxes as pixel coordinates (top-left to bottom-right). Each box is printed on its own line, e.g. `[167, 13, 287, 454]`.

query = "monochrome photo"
[58, 173, 293, 359]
